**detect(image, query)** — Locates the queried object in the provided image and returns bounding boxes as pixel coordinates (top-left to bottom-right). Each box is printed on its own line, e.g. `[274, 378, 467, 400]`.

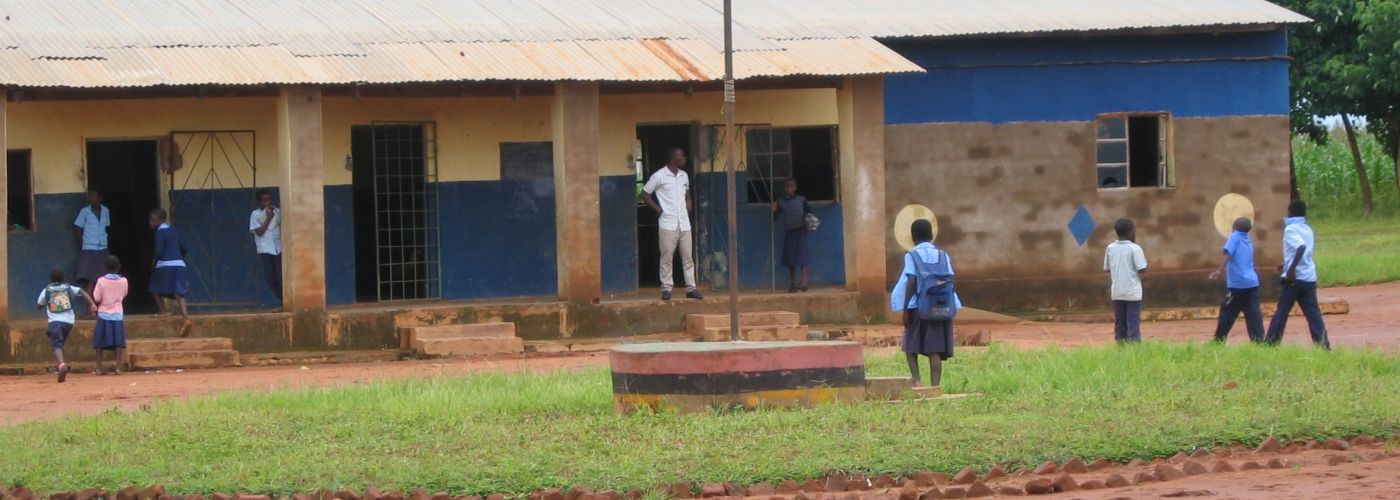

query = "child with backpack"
[36, 267, 96, 383]
[92, 256, 129, 375]
[890, 219, 959, 388]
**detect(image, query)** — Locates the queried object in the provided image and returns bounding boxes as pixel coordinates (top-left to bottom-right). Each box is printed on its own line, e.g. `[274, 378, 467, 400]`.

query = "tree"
[1282, 0, 1377, 212]
[1353, 0, 1400, 200]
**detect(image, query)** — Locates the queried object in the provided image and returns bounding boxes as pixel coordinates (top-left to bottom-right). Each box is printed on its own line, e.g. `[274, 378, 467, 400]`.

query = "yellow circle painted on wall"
[1213, 193, 1255, 237]
[893, 204, 938, 251]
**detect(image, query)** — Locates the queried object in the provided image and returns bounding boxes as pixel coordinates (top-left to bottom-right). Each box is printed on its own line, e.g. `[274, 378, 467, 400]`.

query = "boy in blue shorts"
[36, 267, 96, 382]
[1209, 217, 1264, 343]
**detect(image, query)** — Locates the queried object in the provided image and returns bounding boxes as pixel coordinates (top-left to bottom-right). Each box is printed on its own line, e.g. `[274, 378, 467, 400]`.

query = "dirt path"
[3, 283, 1397, 428]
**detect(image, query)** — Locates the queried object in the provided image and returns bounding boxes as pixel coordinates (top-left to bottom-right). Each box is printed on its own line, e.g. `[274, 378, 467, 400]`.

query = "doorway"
[350, 123, 441, 302]
[635, 124, 696, 289]
[85, 140, 161, 314]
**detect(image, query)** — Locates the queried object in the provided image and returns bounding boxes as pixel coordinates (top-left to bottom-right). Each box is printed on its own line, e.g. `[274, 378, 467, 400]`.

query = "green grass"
[1309, 209, 1400, 286]
[2, 344, 1398, 495]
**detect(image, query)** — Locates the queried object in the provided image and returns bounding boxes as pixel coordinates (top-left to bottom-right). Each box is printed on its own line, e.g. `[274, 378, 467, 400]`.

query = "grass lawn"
[1310, 210, 1400, 287]
[2, 344, 1398, 495]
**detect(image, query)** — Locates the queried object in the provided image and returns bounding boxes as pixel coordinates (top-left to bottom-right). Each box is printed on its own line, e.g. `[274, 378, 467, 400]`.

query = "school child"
[1208, 217, 1264, 343]
[36, 267, 96, 383]
[92, 256, 129, 375]
[889, 219, 958, 388]
[148, 208, 193, 337]
[1103, 218, 1147, 343]
[771, 178, 813, 292]
[1264, 200, 1330, 349]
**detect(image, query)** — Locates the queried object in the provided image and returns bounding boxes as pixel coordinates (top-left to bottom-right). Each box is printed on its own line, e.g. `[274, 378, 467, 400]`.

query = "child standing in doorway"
[148, 208, 193, 337]
[92, 256, 129, 375]
[1103, 218, 1147, 343]
[36, 267, 96, 383]
[771, 178, 812, 292]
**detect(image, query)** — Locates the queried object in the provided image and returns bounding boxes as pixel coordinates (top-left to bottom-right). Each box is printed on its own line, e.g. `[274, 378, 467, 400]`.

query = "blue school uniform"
[148, 223, 189, 297]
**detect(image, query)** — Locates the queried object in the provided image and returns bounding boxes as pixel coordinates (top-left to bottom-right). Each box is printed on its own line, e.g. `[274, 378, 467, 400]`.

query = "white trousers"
[658, 228, 697, 292]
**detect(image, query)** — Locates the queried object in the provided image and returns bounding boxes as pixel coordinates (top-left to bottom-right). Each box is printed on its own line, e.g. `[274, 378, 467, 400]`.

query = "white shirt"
[37, 284, 83, 324]
[73, 205, 110, 251]
[1103, 240, 1148, 301]
[1282, 217, 1317, 283]
[249, 207, 282, 255]
[642, 166, 691, 232]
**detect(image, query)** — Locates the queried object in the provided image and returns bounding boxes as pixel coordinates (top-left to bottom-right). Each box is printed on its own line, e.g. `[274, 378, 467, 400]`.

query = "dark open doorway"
[85, 140, 161, 314]
[635, 124, 696, 289]
[350, 123, 441, 302]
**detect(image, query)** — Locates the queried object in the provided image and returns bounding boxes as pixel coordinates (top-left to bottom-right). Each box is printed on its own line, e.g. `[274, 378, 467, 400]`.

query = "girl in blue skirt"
[148, 208, 192, 336]
[92, 256, 129, 375]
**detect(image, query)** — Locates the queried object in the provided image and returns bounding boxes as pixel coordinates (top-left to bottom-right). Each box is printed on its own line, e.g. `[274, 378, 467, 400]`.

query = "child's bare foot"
[57, 363, 70, 383]
[178, 320, 194, 338]
[910, 378, 922, 388]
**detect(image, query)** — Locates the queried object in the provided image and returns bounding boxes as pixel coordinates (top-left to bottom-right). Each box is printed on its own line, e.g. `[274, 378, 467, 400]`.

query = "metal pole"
[723, 0, 739, 341]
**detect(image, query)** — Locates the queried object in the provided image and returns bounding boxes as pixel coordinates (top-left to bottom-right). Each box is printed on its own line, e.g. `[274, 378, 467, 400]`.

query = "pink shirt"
[92, 274, 128, 318]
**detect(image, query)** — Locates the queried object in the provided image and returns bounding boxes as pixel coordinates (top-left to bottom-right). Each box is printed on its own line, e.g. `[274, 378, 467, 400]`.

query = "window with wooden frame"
[1095, 113, 1174, 190]
[6, 149, 33, 231]
[745, 126, 837, 203]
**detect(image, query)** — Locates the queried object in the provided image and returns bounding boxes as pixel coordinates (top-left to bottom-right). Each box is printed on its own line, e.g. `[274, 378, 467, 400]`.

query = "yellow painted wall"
[7, 98, 279, 195]
[320, 96, 553, 185]
[7, 88, 838, 193]
[599, 88, 839, 177]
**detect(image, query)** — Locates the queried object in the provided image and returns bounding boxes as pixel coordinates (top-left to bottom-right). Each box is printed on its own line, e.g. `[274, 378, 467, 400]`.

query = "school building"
[0, 0, 1307, 363]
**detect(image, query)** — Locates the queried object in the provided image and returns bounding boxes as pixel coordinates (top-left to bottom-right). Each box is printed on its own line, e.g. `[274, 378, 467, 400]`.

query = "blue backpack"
[908, 249, 957, 321]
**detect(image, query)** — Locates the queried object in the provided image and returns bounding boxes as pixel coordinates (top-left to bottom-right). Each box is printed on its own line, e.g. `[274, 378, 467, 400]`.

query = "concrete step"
[411, 336, 524, 357]
[398, 322, 516, 349]
[126, 337, 234, 355]
[698, 325, 810, 342]
[685, 311, 800, 336]
[128, 349, 240, 370]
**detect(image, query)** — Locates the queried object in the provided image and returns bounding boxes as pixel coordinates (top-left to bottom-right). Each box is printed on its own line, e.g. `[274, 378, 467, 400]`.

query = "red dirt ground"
[1, 283, 1397, 498]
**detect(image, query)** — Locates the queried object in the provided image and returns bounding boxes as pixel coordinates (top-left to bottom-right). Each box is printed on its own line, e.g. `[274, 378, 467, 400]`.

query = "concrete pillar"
[276, 87, 327, 314]
[551, 83, 603, 304]
[0, 91, 8, 329]
[837, 76, 888, 315]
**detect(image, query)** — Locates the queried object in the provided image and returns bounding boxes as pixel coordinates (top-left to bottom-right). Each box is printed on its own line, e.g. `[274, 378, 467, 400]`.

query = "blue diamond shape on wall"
[1067, 206, 1096, 246]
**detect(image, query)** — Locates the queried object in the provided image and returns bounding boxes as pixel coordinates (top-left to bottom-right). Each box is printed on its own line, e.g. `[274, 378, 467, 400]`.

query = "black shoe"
[787, 287, 799, 293]
[687, 289, 704, 300]
[661, 290, 672, 301]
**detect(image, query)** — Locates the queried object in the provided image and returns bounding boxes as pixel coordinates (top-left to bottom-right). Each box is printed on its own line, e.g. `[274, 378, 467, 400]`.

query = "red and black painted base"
[609, 341, 867, 414]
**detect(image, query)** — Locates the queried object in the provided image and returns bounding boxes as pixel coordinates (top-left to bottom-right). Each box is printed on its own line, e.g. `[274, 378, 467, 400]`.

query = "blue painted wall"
[8, 193, 85, 318]
[599, 175, 638, 294]
[439, 179, 558, 299]
[695, 172, 846, 290]
[883, 29, 1290, 124]
[322, 179, 559, 303]
[324, 185, 356, 306]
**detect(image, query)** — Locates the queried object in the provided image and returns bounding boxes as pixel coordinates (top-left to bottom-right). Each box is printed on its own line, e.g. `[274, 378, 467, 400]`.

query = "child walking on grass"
[92, 256, 129, 375]
[890, 219, 958, 388]
[1103, 218, 1147, 343]
[148, 208, 193, 337]
[36, 267, 96, 383]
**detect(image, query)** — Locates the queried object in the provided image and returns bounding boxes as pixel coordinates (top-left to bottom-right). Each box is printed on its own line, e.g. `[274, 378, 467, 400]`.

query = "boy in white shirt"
[1103, 218, 1147, 343]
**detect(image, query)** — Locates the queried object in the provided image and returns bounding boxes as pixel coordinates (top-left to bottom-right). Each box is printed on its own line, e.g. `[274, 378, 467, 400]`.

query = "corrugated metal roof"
[722, 0, 1310, 40]
[0, 38, 920, 87]
[0, 0, 1306, 88]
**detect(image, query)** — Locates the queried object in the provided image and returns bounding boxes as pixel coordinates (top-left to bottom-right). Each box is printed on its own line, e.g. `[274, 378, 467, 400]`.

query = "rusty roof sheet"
[0, 0, 1305, 88]
[0, 38, 921, 87]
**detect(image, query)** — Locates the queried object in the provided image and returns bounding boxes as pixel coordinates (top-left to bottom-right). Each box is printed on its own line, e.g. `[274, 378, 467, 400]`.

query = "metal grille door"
[370, 122, 441, 301]
[167, 130, 266, 308]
